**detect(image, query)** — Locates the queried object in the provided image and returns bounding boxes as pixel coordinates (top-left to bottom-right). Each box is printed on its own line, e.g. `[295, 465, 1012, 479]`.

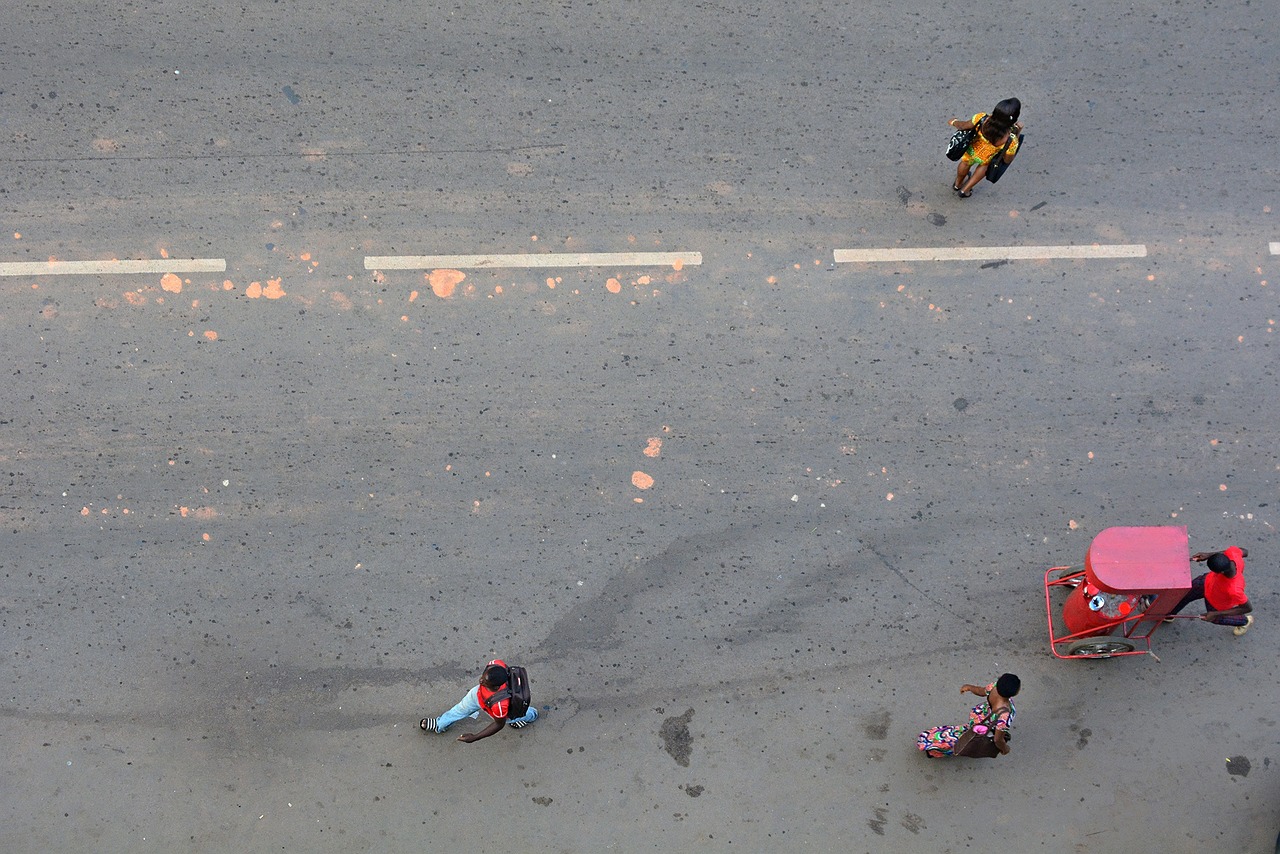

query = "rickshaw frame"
[1043, 525, 1197, 660]
[1044, 566, 1158, 659]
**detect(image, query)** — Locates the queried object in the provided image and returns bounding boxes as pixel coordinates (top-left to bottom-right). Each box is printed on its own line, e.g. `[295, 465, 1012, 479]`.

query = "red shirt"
[1204, 546, 1248, 610]
[477, 659, 509, 720]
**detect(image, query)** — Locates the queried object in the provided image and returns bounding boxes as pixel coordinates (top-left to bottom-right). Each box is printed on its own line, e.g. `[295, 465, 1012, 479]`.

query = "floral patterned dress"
[917, 682, 1016, 758]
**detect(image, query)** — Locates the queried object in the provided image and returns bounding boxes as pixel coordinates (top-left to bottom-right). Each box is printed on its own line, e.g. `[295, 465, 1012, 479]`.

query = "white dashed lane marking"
[0, 258, 227, 276]
[364, 251, 702, 270]
[4, 241, 1270, 278]
[833, 244, 1148, 263]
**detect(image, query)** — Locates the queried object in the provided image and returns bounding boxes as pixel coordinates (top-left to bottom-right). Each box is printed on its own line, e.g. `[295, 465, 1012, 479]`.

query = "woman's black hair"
[979, 98, 1020, 143]
[994, 98, 1021, 122]
[996, 673, 1021, 698]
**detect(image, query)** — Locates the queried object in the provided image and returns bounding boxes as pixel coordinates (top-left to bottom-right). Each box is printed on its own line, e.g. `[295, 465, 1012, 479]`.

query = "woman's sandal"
[958, 190, 972, 198]
[951, 182, 962, 192]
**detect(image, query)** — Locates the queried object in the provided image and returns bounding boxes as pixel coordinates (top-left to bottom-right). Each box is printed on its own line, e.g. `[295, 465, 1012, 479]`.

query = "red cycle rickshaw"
[1044, 525, 1195, 659]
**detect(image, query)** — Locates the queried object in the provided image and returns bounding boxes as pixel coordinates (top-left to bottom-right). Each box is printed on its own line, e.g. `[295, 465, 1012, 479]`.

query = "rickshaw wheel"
[1064, 637, 1135, 657]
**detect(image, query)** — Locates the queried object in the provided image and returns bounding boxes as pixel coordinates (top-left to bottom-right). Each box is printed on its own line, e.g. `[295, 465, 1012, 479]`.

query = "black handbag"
[945, 125, 977, 161]
[985, 133, 1024, 183]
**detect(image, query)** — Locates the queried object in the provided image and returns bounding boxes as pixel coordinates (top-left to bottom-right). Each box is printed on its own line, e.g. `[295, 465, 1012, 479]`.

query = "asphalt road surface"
[2, 1, 1278, 851]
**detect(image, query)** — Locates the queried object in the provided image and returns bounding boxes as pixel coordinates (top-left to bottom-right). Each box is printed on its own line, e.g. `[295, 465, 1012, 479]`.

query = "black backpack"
[485, 665, 532, 720]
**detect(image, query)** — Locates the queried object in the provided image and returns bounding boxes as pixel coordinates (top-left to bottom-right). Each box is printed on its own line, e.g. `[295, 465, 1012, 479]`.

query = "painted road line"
[364, 251, 702, 270]
[833, 244, 1148, 263]
[0, 258, 226, 277]
[1270, 242, 1279, 255]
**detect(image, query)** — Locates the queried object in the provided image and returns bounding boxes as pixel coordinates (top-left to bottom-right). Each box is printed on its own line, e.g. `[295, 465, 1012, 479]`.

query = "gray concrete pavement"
[2, 1, 1278, 851]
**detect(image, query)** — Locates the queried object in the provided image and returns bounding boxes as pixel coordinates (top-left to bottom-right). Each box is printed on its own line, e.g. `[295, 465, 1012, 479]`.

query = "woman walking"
[947, 98, 1023, 197]
[917, 673, 1019, 758]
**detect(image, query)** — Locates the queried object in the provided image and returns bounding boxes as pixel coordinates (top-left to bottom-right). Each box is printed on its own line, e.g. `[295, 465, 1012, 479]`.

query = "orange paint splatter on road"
[643, 438, 662, 457]
[202, 533, 211, 541]
[428, 269, 465, 298]
[123, 292, 146, 306]
[409, 290, 419, 302]
[262, 278, 286, 299]
[246, 282, 263, 298]
[161, 273, 183, 293]
[203, 330, 218, 340]
[632, 471, 654, 490]
[673, 259, 684, 271]
[606, 277, 622, 294]
[637, 275, 651, 285]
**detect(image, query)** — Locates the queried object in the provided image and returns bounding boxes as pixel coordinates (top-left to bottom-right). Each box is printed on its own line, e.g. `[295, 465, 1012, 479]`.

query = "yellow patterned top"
[967, 113, 1020, 164]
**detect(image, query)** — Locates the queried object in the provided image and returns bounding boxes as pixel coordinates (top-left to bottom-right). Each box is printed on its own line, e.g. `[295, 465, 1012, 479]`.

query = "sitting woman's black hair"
[996, 673, 1021, 698]
[980, 97, 1021, 143]
[483, 663, 510, 687]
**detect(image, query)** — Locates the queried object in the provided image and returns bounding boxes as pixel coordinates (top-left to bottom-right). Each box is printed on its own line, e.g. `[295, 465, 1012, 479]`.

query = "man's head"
[481, 663, 509, 689]
[1207, 552, 1236, 576]
[996, 673, 1021, 699]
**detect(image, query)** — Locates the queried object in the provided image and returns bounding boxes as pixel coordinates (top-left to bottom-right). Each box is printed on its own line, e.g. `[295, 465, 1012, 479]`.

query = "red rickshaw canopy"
[1085, 526, 1192, 594]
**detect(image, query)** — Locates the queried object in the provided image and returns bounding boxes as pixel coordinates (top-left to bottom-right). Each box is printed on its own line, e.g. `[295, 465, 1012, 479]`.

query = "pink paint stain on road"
[428, 269, 465, 298]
